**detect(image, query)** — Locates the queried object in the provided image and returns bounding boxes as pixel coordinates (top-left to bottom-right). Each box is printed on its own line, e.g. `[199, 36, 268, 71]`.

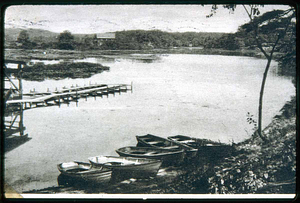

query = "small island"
[21, 62, 110, 81]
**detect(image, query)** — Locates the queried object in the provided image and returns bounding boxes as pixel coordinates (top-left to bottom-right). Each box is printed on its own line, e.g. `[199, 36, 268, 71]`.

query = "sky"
[4, 4, 292, 34]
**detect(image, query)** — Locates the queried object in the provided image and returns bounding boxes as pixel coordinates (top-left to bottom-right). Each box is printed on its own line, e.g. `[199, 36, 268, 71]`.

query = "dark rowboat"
[169, 135, 234, 159]
[115, 146, 185, 164]
[136, 134, 198, 157]
[57, 161, 112, 183]
[88, 156, 162, 178]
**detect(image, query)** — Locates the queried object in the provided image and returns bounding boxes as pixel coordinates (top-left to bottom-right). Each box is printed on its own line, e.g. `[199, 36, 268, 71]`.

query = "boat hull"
[167, 135, 200, 148]
[116, 146, 185, 165]
[88, 156, 162, 178]
[167, 135, 199, 158]
[57, 161, 112, 183]
[136, 134, 197, 158]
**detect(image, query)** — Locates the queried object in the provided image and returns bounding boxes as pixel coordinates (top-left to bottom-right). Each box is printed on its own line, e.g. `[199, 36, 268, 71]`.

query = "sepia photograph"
[2, 3, 296, 199]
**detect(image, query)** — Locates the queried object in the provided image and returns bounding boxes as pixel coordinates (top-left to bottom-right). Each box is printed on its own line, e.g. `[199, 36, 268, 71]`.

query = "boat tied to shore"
[167, 135, 200, 149]
[136, 134, 198, 158]
[115, 146, 185, 165]
[88, 155, 162, 178]
[57, 161, 112, 183]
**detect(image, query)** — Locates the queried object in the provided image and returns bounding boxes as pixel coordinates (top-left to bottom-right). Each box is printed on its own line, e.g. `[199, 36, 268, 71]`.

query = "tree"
[276, 21, 296, 79]
[57, 30, 75, 50]
[208, 5, 296, 142]
[17, 30, 30, 47]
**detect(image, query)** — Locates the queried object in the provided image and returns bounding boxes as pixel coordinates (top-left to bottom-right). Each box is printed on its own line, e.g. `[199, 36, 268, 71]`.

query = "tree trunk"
[257, 57, 272, 143]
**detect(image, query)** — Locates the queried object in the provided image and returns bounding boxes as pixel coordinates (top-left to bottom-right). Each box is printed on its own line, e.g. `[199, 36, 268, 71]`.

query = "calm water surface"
[5, 54, 295, 192]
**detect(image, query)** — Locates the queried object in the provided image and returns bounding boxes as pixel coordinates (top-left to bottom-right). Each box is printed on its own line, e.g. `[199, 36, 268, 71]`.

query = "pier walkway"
[5, 83, 133, 111]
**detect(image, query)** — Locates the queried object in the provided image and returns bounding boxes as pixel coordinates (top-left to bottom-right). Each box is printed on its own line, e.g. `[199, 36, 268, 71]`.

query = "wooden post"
[58, 96, 61, 108]
[19, 103, 24, 136]
[76, 90, 78, 107]
[18, 63, 23, 100]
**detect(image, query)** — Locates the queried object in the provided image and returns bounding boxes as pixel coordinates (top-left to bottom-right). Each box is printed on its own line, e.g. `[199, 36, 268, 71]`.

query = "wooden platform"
[5, 83, 132, 111]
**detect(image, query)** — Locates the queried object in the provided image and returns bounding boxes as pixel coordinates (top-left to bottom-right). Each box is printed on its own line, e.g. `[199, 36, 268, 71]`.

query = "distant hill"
[5, 28, 60, 41]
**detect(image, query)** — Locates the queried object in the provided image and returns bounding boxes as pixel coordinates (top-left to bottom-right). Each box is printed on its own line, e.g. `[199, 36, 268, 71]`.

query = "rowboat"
[169, 135, 235, 160]
[167, 135, 200, 149]
[88, 156, 162, 178]
[57, 161, 112, 183]
[115, 146, 185, 165]
[136, 134, 198, 157]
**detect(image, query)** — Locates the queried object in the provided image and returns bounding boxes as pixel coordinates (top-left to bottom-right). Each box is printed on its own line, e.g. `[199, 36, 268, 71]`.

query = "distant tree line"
[13, 29, 233, 50]
[14, 28, 275, 52]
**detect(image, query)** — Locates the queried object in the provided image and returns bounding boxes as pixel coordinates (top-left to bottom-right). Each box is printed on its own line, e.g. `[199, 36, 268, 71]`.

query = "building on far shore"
[96, 32, 116, 45]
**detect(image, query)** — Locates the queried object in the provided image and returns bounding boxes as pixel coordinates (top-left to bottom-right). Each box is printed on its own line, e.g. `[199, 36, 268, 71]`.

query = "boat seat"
[181, 140, 194, 143]
[148, 141, 161, 145]
[164, 146, 179, 149]
[144, 152, 155, 155]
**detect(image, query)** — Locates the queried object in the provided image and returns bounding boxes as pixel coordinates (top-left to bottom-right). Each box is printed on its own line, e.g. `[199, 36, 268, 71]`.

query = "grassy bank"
[150, 96, 296, 194]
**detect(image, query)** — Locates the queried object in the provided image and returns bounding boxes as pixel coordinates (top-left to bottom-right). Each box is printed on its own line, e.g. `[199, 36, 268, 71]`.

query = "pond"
[5, 54, 295, 193]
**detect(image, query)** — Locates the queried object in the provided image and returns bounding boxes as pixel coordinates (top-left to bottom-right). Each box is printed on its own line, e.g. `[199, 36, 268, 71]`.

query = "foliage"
[16, 30, 36, 48]
[238, 8, 295, 50]
[276, 22, 296, 79]
[246, 112, 258, 132]
[205, 33, 240, 50]
[206, 97, 296, 194]
[17, 30, 30, 44]
[155, 97, 296, 194]
[7, 28, 225, 50]
[22, 62, 109, 81]
[57, 30, 75, 50]
[80, 34, 98, 50]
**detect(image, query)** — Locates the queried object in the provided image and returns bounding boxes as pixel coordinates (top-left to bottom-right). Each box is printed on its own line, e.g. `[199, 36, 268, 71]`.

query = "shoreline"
[5, 47, 267, 61]
[17, 96, 296, 195]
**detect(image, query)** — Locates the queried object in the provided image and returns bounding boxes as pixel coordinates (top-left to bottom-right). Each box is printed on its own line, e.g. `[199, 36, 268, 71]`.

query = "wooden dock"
[5, 83, 133, 111]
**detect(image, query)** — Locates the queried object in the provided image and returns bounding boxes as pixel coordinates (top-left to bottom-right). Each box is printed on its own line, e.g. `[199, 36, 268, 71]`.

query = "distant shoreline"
[5, 47, 268, 62]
